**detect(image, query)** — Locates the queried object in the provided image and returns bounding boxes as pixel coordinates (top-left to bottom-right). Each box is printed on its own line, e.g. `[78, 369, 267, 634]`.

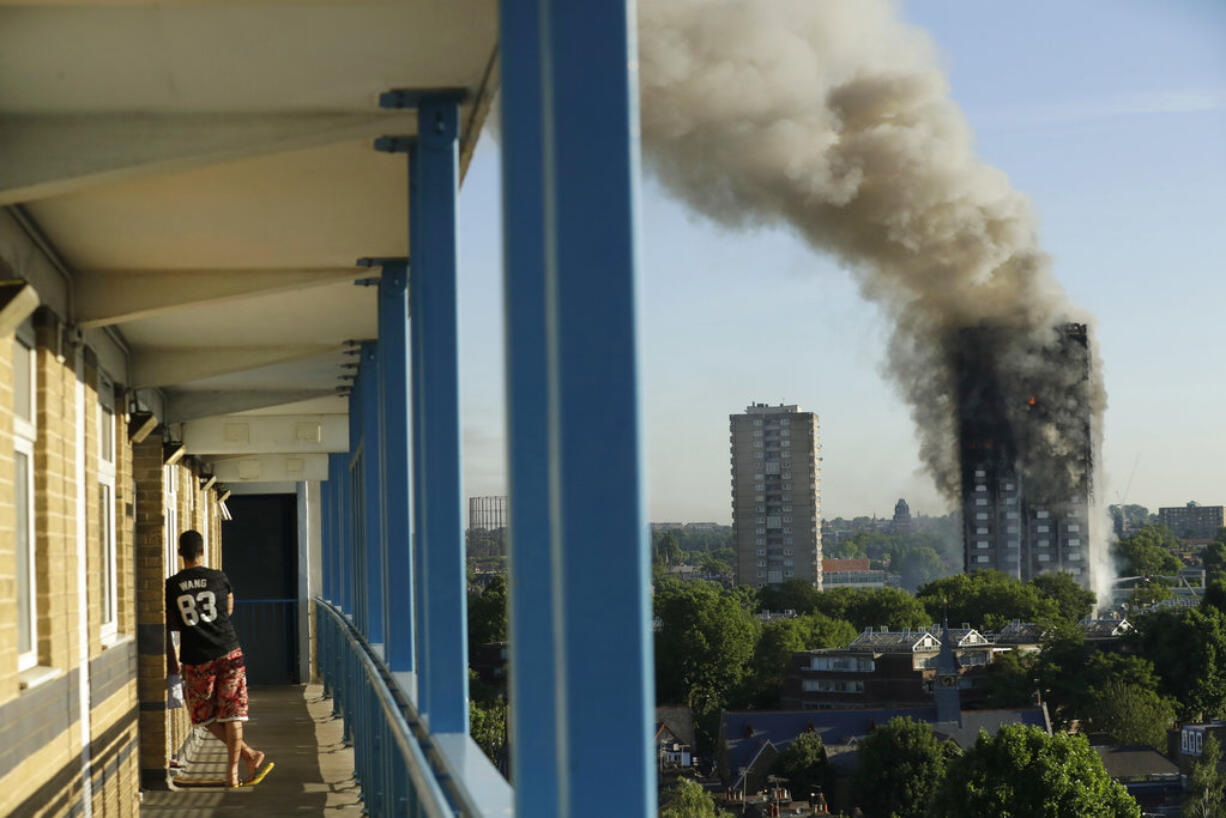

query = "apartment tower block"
[730, 403, 822, 587]
[956, 323, 1093, 584]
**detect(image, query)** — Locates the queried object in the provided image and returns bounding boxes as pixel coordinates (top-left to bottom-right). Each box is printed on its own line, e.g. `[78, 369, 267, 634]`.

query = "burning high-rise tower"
[956, 323, 1093, 584]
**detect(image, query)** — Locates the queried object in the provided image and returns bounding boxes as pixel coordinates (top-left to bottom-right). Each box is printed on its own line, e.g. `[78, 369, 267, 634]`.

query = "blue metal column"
[369, 259, 416, 674]
[411, 95, 468, 734]
[348, 385, 363, 624]
[500, 1, 654, 815]
[360, 341, 386, 648]
[322, 458, 334, 602]
[499, 1, 558, 810]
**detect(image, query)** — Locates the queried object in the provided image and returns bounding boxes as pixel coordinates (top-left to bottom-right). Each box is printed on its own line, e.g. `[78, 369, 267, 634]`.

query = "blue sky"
[457, 0, 1226, 523]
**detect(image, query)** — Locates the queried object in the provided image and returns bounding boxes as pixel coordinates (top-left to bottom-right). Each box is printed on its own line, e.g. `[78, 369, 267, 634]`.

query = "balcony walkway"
[142, 684, 363, 817]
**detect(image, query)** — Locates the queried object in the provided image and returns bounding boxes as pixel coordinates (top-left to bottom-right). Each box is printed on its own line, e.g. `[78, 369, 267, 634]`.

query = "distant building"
[955, 323, 1093, 585]
[468, 495, 507, 531]
[730, 403, 822, 588]
[891, 498, 913, 533]
[1158, 502, 1224, 543]
[1093, 746, 1182, 815]
[821, 558, 889, 590]
[781, 625, 994, 710]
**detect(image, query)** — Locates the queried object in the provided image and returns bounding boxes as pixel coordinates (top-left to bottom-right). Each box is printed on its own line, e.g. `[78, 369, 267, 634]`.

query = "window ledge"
[101, 632, 132, 649]
[19, 665, 63, 691]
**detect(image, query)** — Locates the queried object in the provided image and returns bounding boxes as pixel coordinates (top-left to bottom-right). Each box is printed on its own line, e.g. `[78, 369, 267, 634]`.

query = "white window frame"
[98, 380, 118, 641]
[14, 333, 37, 671]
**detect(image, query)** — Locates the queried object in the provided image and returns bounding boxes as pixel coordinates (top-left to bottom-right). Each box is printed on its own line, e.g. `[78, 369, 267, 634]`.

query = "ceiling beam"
[207, 453, 329, 483]
[74, 267, 372, 328]
[131, 344, 340, 388]
[0, 112, 416, 206]
[182, 413, 348, 456]
[165, 389, 340, 423]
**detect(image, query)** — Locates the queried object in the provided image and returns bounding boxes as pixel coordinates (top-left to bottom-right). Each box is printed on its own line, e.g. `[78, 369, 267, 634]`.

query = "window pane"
[16, 451, 31, 654]
[101, 406, 114, 463]
[101, 484, 115, 625]
[14, 340, 31, 422]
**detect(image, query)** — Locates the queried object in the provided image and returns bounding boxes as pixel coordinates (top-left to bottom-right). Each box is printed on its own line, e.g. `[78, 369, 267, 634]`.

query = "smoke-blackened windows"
[1037, 539, 1050, 548]
[976, 527, 989, 535]
[976, 540, 989, 548]
[975, 485, 987, 493]
[1004, 482, 1015, 491]
[1068, 524, 1081, 533]
[1036, 510, 1050, 519]
[1006, 512, 1019, 520]
[976, 555, 990, 563]
[1068, 538, 1081, 546]
[1068, 552, 1083, 561]
[976, 513, 988, 520]
[975, 498, 987, 506]
[1036, 525, 1049, 533]
[974, 470, 986, 478]
[1038, 554, 1051, 562]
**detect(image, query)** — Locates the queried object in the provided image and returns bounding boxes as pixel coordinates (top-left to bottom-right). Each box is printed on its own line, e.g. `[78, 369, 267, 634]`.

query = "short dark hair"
[178, 530, 204, 559]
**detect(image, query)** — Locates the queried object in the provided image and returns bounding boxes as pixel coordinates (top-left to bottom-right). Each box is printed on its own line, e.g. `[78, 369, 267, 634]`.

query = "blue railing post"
[372, 259, 416, 676]
[361, 341, 386, 649]
[337, 449, 351, 616]
[321, 460, 334, 603]
[500, 0, 656, 815]
[410, 93, 468, 734]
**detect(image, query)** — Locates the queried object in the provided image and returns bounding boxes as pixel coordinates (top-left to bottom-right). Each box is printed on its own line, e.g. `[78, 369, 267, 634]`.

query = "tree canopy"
[659, 778, 730, 818]
[1114, 525, 1183, 576]
[1133, 605, 1226, 721]
[930, 725, 1140, 818]
[467, 574, 507, 650]
[1083, 679, 1176, 751]
[1184, 733, 1226, 818]
[916, 571, 1060, 632]
[745, 613, 857, 707]
[810, 587, 932, 632]
[769, 730, 828, 801]
[852, 717, 951, 818]
[654, 580, 759, 714]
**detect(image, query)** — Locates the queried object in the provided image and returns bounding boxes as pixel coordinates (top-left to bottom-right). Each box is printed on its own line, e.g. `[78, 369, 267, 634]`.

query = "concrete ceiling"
[1, 0, 499, 481]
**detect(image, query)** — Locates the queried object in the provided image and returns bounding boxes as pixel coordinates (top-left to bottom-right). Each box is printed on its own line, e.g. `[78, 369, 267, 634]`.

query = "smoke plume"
[637, 0, 1109, 591]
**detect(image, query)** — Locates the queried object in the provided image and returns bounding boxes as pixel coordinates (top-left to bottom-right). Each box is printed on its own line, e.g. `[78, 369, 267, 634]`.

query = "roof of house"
[1093, 746, 1181, 781]
[994, 621, 1048, 644]
[656, 706, 696, 748]
[846, 628, 941, 653]
[721, 706, 1050, 781]
[1079, 618, 1133, 639]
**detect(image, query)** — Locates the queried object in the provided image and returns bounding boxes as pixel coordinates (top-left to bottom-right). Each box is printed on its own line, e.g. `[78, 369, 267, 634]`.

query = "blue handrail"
[315, 597, 455, 816]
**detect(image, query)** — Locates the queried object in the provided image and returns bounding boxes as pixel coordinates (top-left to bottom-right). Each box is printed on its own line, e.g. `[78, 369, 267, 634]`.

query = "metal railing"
[315, 597, 458, 817]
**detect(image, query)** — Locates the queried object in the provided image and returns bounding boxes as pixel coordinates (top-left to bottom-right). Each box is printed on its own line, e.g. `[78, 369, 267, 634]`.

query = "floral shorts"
[182, 648, 249, 726]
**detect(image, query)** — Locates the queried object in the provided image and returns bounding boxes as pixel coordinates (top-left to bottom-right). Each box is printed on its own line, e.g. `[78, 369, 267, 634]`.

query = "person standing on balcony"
[166, 529, 268, 787]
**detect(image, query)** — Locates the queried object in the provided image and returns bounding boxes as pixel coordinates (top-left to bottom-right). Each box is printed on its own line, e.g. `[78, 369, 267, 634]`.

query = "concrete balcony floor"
[143, 684, 363, 817]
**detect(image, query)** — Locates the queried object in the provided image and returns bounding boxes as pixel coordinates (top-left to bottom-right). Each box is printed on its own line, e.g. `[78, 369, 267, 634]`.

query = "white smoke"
[637, 0, 1109, 588]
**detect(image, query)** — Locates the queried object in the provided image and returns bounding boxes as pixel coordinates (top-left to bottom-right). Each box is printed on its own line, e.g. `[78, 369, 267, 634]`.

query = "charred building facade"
[956, 323, 1093, 584]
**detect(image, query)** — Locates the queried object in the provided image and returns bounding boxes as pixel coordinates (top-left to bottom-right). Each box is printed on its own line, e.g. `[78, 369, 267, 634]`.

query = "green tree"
[930, 725, 1140, 818]
[917, 571, 1059, 631]
[981, 649, 1036, 709]
[769, 731, 827, 802]
[1184, 733, 1226, 818]
[655, 530, 683, 566]
[1083, 679, 1176, 750]
[743, 613, 857, 707]
[1204, 541, 1226, 584]
[1115, 525, 1183, 576]
[757, 579, 819, 614]
[812, 587, 931, 632]
[1031, 572, 1096, 625]
[467, 574, 507, 651]
[469, 694, 507, 768]
[1036, 632, 1164, 729]
[890, 546, 947, 592]
[853, 717, 949, 818]
[659, 778, 730, 818]
[654, 581, 758, 714]
[1134, 606, 1226, 721]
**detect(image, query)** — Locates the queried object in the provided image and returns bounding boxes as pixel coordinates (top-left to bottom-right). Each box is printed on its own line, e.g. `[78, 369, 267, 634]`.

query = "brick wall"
[0, 314, 142, 816]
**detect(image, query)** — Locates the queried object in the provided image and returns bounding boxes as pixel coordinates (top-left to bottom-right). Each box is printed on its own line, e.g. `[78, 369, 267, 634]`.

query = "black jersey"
[166, 566, 241, 665]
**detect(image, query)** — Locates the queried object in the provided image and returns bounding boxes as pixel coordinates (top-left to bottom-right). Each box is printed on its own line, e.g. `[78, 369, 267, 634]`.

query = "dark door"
[222, 494, 299, 684]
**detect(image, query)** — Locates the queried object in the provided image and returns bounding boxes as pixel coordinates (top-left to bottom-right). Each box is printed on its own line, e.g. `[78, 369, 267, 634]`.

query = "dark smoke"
[636, 0, 1109, 586]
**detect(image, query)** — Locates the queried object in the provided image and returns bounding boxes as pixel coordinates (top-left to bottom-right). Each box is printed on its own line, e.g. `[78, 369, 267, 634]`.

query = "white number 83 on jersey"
[176, 591, 219, 626]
